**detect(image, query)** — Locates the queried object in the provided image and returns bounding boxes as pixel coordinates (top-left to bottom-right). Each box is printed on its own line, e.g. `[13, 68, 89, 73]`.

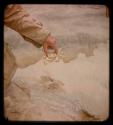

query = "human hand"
[43, 35, 58, 57]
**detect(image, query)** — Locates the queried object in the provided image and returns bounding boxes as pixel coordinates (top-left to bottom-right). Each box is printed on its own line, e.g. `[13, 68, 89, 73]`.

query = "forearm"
[4, 4, 50, 45]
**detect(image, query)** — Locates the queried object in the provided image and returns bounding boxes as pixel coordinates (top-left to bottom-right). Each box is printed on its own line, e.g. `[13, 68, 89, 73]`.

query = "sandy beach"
[4, 5, 109, 121]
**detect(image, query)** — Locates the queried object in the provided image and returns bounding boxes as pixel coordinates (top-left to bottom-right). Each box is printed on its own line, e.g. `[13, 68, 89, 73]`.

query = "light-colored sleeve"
[4, 4, 50, 45]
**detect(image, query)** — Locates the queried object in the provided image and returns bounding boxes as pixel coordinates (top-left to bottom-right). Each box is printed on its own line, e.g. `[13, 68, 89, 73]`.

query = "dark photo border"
[0, 0, 111, 125]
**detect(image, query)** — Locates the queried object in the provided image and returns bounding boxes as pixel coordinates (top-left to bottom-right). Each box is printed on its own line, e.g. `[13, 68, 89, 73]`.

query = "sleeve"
[4, 4, 51, 45]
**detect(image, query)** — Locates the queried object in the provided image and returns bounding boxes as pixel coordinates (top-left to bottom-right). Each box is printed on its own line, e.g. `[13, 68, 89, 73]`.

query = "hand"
[43, 35, 58, 57]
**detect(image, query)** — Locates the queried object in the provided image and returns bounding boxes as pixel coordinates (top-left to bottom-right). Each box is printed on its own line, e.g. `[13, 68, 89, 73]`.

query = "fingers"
[48, 39, 58, 54]
[48, 42, 58, 55]
[53, 40, 58, 55]
[43, 42, 48, 57]
[53, 45, 58, 55]
[43, 36, 58, 57]
[43, 44, 58, 57]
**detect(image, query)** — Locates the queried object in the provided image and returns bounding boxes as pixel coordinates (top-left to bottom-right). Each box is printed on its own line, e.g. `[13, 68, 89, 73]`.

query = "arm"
[4, 4, 50, 45]
[4, 4, 58, 56]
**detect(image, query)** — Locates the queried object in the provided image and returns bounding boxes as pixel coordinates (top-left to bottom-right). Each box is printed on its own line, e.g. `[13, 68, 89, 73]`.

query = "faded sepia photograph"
[4, 4, 109, 121]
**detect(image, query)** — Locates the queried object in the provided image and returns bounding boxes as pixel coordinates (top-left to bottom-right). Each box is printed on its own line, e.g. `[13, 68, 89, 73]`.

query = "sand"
[4, 5, 109, 121]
